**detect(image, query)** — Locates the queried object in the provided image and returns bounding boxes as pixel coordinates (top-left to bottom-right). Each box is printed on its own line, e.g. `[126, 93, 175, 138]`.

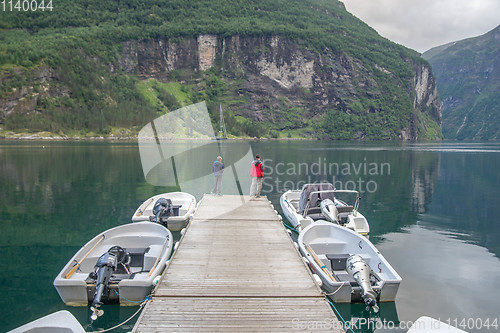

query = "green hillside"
[423, 25, 500, 140]
[0, 0, 439, 139]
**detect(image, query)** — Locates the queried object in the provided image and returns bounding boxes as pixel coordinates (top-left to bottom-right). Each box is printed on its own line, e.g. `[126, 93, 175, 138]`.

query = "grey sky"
[341, 0, 500, 53]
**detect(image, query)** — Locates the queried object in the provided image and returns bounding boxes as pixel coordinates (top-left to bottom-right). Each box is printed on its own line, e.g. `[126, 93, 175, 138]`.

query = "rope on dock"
[283, 222, 298, 233]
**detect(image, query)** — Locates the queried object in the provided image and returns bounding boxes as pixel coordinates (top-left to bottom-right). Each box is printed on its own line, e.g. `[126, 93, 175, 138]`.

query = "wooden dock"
[132, 195, 343, 332]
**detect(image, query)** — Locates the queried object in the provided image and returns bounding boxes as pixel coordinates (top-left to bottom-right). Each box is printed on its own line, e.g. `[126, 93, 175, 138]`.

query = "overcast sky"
[341, 0, 500, 53]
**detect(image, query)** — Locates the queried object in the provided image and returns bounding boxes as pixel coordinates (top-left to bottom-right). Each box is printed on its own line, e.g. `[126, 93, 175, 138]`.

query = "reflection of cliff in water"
[0, 143, 169, 247]
[421, 151, 500, 258]
[410, 150, 440, 214]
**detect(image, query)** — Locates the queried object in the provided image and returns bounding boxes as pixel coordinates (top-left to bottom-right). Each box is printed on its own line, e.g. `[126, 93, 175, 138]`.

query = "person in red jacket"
[250, 154, 264, 197]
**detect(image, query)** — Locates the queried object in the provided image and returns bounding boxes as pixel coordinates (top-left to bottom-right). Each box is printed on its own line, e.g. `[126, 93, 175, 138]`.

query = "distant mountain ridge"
[423, 25, 500, 140]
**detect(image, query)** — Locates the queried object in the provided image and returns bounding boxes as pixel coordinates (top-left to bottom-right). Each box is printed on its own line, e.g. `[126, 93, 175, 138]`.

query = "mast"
[219, 104, 227, 139]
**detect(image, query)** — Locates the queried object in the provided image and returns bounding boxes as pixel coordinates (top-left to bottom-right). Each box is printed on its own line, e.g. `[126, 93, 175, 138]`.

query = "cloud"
[341, 0, 500, 52]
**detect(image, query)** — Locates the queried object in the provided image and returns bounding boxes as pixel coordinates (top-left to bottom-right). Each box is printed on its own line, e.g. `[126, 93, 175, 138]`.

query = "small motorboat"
[54, 222, 173, 320]
[280, 183, 370, 235]
[298, 221, 401, 311]
[7, 310, 85, 333]
[132, 192, 196, 231]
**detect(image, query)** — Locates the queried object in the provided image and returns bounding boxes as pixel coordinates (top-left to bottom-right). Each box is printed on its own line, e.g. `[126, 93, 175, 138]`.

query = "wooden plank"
[135, 297, 340, 332]
[192, 195, 280, 221]
[133, 195, 343, 332]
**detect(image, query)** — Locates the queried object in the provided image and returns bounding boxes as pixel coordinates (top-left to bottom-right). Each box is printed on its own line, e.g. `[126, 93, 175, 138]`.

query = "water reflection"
[378, 225, 500, 332]
[1, 141, 499, 332]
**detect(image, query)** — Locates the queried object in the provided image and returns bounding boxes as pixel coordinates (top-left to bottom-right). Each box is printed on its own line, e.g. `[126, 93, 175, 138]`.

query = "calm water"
[1, 141, 499, 332]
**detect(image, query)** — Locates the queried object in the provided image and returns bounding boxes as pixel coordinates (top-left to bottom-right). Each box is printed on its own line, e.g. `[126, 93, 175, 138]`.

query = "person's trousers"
[250, 177, 263, 196]
[212, 175, 223, 195]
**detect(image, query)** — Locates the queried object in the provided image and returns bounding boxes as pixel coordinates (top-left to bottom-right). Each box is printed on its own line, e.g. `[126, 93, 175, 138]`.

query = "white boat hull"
[54, 222, 173, 306]
[132, 192, 196, 231]
[298, 222, 401, 303]
[7, 310, 85, 333]
[408, 316, 468, 332]
[280, 188, 370, 236]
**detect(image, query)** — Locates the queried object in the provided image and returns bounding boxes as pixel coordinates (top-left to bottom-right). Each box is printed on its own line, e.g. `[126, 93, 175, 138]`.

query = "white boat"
[280, 183, 370, 235]
[408, 316, 468, 332]
[131, 192, 196, 231]
[54, 222, 173, 315]
[298, 221, 401, 311]
[7, 310, 85, 333]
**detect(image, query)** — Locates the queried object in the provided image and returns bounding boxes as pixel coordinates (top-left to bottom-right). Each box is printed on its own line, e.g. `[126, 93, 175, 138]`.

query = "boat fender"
[173, 242, 180, 252]
[301, 257, 310, 266]
[278, 215, 283, 221]
[293, 242, 299, 250]
[153, 275, 161, 286]
[270, 204, 274, 209]
[287, 229, 292, 236]
[312, 274, 323, 287]
[274, 210, 278, 215]
[180, 228, 186, 236]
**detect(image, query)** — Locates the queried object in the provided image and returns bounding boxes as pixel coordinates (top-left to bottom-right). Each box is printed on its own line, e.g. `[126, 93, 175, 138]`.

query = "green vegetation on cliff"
[1, 0, 439, 139]
[423, 25, 500, 140]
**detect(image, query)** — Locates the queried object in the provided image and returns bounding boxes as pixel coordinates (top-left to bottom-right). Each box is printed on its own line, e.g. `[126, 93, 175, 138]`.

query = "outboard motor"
[89, 246, 130, 321]
[150, 198, 173, 227]
[320, 199, 338, 223]
[346, 254, 379, 313]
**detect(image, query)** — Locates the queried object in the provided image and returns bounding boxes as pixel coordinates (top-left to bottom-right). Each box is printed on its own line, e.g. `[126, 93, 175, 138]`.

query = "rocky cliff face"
[0, 66, 69, 122]
[115, 34, 441, 140]
[1, 34, 441, 140]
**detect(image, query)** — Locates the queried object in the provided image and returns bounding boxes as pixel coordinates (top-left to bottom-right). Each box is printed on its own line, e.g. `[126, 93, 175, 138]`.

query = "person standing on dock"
[211, 156, 224, 196]
[250, 154, 264, 198]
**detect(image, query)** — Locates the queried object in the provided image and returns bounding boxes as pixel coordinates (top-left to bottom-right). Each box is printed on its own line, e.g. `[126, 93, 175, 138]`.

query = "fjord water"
[1, 141, 499, 332]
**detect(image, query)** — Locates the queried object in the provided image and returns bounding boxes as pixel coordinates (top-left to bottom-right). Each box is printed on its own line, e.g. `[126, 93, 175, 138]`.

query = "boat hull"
[298, 222, 401, 303]
[132, 192, 196, 231]
[280, 188, 369, 236]
[7, 310, 85, 333]
[54, 222, 173, 306]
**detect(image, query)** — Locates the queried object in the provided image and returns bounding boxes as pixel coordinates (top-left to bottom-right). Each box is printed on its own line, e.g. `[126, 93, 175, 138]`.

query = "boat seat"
[308, 213, 325, 221]
[143, 244, 163, 271]
[337, 205, 354, 213]
[299, 183, 335, 213]
[125, 248, 148, 269]
[172, 205, 182, 216]
[334, 272, 358, 286]
[326, 254, 350, 270]
[110, 273, 135, 282]
[305, 206, 322, 215]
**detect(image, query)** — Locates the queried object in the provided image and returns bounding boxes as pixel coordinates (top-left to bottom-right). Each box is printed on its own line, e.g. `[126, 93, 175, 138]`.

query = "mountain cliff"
[423, 25, 500, 140]
[0, 0, 442, 140]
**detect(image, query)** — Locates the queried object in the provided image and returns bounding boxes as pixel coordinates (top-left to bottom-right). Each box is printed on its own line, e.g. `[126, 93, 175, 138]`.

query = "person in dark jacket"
[211, 156, 224, 196]
[249, 154, 264, 197]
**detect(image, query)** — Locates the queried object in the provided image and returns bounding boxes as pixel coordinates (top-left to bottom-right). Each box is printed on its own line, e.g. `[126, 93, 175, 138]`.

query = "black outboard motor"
[89, 246, 129, 321]
[150, 198, 173, 227]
